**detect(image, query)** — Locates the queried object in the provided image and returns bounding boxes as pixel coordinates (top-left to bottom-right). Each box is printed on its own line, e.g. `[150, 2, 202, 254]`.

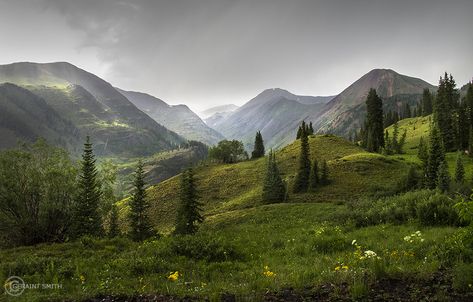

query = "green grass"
[0, 202, 460, 301]
[1, 124, 472, 301]
[139, 135, 409, 233]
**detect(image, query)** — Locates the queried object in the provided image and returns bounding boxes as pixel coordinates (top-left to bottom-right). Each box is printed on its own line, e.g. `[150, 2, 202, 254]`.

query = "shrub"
[453, 262, 473, 293]
[169, 235, 244, 262]
[416, 194, 459, 226]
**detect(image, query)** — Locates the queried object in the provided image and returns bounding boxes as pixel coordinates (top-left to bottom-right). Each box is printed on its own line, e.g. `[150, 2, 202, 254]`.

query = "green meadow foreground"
[2, 125, 473, 301]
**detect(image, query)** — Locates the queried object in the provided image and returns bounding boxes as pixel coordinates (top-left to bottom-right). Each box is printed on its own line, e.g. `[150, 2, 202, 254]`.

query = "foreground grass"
[0, 202, 466, 301]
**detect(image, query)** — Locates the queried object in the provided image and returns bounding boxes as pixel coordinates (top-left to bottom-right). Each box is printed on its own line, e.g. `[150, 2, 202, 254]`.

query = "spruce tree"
[72, 136, 103, 238]
[454, 152, 465, 183]
[320, 160, 329, 185]
[251, 131, 265, 159]
[434, 73, 459, 151]
[262, 150, 287, 203]
[308, 122, 314, 135]
[308, 159, 319, 191]
[421, 88, 433, 116]
[293, 125, 311, 192]
[296, 126, 302, 140]
[417, 136, 428, 167]
[469, 126, 473, 157]
[364, 89, 384, 152]
[108, 205, 120, 238]
[426, 125, 445, 189]
[437, 160, 450, 192]
[175, 168, 203, 235]
[128, 161, 154, 241]
[465, 83, 473, 125]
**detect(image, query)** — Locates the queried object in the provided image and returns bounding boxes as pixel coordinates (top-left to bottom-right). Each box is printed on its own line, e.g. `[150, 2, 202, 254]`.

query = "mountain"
[200, 104, 239, 119]
[0, 62, 185, 156]
[210, 88, 331, 150]
[117, 89, 224, 145]
[0, 83, 80, 151]
[312, 69, 436, 136]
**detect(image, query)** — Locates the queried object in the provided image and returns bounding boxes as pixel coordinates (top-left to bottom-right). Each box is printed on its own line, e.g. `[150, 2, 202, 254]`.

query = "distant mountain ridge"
[208, 70, 437, 150]
[200, 104, 239, 119]
[210, 88, 331, 150]
[117, 89, 225, 145]
[0, 62, 185, 156]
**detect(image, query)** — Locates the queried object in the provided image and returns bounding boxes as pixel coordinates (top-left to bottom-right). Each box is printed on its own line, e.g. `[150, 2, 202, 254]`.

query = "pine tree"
[308, 122, 314, 135]
[469, 126, 473, 157]
[426, 125, 445, 189]
[421, 88, 433, 116]
[175, 168, 203, 235]
[403, 103, 411, 119]
[72, 136, 103, 238]
[454, 152, 465, 183]
[308, 159, 319, 191]
[465, 83, 473, 125]
[128, 161, 154, 241]
[437, 160, 450, 192]
[363, 89, 384, 152]
[320, 160, 329, 185]
[108, 205, 120, 238]
[293, 125, 311, 192]
[262, 150, 287, 203]
[251, 131, 265, 159]
[417, 136, 428, 167]
[434, 73, 459, 151]
[296, 126, 302, 139]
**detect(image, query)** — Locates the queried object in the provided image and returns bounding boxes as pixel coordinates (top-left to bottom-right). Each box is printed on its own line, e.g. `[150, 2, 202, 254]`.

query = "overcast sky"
[0, 0, 472, 111]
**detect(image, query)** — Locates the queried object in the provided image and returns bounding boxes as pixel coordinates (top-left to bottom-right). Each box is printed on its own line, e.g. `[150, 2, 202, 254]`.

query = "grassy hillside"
[136, 135, 410, 233]
[1, 127, 472, 301]
[386, 115, 473, 177]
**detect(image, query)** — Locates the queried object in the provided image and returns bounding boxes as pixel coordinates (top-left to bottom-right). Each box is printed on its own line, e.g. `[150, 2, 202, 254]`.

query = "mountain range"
[209, 69, 437, 150]
[0, 62, 448, 156]
[0, 62, 223, 156]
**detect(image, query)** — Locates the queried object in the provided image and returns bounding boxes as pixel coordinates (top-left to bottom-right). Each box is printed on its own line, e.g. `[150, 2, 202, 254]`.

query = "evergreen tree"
[251, 131, 265, 159]
[296, 126, 302, 140]
[454, 152, 465, 183]
[308, 159, 319, 191]
[108, 205, 120, 238]
[465, 83, 473, 125]
[417, 136, 428, 167]
[421, 88, 433, 116]
[434, 73, 459, 151]
[262, 150, 287, 203]
[426, 125, 445, 189]
[437, 160, 450, 192]
[457, 103, 469, 150]
[72, 136, 103, 238]
[128, 161, 154, 241]
[293, 125, 311, 192]
[469, 126, 473, 157]
[320, 160, 329, 185]
[403, 103, 411, 119]
[308, 122, 314, 135]
[363, 89, 384, 152]
[175, 168, 203, 235]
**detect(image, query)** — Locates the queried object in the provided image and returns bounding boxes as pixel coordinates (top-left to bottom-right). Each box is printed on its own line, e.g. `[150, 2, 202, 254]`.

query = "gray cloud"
[1, 0, 472, 111]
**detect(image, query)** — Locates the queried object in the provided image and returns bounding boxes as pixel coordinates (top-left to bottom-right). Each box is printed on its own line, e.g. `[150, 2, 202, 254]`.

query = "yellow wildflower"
[168, 271, 180, 281]
[341, 265, 349, 270]
[263, 270, 276, 277]
[334, 266, 341, 271]
[79, 275, 86, 284]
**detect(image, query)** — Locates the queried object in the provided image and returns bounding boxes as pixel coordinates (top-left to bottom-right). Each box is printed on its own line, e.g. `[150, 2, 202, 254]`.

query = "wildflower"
[341, 265, 349, 270]
[168, 271, 180, 281]
[334, 266, 341, 271]
[79, 275, 86, 284]
[263, 266, 276, 277]
[351, 239, 357, 245]
[364, 250, 377, 258]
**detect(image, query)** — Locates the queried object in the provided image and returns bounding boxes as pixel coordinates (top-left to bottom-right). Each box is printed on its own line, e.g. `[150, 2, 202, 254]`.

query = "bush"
[416, 194, 460, 226]
[453, 262, 473, 293]
[169, 235, 244, 262]
[310, 224, 351, 253]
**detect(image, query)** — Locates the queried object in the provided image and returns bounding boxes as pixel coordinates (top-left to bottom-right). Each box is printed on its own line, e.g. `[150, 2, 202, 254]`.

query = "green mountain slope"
[0, 62, 185, 156]
[135, 135, 410, 233]
[118, 89, 224, 145]
[0, 83, 80, 151]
